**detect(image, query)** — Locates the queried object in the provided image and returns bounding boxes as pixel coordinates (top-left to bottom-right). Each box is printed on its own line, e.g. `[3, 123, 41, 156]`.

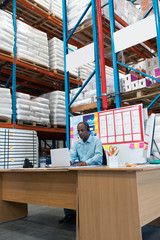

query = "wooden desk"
[0, 167, 160, 240]
[0, 169, 77, 223]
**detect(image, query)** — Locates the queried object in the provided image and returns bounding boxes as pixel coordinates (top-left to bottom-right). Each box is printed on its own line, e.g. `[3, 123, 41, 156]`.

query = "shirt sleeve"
[85, 139, 103, 166]
[70, 142, 78, 164]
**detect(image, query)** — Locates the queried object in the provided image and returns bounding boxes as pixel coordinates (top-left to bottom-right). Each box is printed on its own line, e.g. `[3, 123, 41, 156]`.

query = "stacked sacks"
[0, 10, 14, 53]
[0, 88, 12, 119]
[67, 0, 141, 31]
[16, 20, 49, 67]
[67, 0, 92, 31]
[48, 37, 78, 77]
[50, 0, 62, 19]
[42, 91, 66, 126]
[34, 0, 50, 11]
[16, 92, 34, 122]
[31, 97, 50, 126]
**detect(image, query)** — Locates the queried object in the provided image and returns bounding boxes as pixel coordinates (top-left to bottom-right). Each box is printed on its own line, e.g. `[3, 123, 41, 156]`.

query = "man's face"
[77, 123, 90, 142]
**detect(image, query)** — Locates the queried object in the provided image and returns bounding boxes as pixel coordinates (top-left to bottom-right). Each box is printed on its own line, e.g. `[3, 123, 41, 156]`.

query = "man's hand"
[73, 162, 87, 166]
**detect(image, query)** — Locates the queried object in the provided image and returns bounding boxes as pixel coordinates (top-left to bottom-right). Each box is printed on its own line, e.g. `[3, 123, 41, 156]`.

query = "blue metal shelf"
[108, 0, 160, 110]
[62, 0, 102, 149]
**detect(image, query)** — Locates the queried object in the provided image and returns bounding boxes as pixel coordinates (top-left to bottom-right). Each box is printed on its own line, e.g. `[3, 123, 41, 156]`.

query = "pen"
[107, 151, 111, 156]
[115, 150, 119, 156]
[126, 164, 137, 167]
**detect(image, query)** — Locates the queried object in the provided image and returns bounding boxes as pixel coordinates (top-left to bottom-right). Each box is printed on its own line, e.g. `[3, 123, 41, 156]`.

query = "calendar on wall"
[98, 105, 144, 145]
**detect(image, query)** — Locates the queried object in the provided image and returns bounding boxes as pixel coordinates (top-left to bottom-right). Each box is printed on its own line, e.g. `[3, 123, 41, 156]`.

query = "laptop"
[50, 148, 71, 168]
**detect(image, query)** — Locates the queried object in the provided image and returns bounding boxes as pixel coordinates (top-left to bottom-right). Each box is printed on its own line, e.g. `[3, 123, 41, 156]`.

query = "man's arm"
[85, 140, 103, 165]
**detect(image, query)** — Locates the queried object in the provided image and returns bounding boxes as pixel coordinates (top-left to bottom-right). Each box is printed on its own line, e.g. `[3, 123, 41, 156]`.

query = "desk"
[0, 167, 160, 240]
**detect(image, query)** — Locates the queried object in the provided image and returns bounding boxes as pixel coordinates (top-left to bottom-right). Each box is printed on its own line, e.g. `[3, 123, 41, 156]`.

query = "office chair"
[102, 147, 107, 165]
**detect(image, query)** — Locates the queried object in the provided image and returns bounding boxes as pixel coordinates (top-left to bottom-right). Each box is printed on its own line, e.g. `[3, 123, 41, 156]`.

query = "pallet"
[17, 57, 50, 71]
[27, 0, 50, 14]
[35, 18, 63, 39]
[52, 69, 79, 80]
[0, 117, 11, 124]
[71, 102, 97, 114]
[121, 83, 160, 109]
[52, 125, 66, 129]
[36, 122, 51, 128]
[50, 13, 62, 22]
[0, 48, 13, 58]
[17, 120, 36, 127]
[121, 83, 160, 101]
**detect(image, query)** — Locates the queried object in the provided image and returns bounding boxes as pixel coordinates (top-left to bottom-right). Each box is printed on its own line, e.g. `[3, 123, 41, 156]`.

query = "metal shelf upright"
[12, 0, 16, 128]
[108, 0, 160, 110]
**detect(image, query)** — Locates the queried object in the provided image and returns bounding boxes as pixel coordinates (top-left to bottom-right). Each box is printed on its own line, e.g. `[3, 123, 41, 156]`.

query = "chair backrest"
[102, 147, 107, 165]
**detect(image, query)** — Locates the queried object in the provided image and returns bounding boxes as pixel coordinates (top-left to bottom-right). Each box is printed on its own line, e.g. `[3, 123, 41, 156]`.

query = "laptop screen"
[50, 148, 71, 167]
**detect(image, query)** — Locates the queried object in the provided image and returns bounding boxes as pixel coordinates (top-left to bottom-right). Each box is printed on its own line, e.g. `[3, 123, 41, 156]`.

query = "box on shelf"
[131, 80, 139, 90]
[124, 74, 138, 83]
[139, 78, 152, 89]
[154, 68, 160, 77]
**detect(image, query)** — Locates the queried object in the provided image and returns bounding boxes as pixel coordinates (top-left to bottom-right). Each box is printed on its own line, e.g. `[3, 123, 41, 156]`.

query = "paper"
[107, 114, 115, 136]
[115, 113, 123, 135]
[98, 105, 143, 144]
[107, 145, 110, 150]
[139, 142, 144, 148]
[103, 145, 107, 150]
[134, 143, 139, 149]
[99, 115, 107, 137]
[123, 112, 131, 134]
[129, 144, 134, 149]
[132, 110, 141, 133]
[101, 137, 107, 144]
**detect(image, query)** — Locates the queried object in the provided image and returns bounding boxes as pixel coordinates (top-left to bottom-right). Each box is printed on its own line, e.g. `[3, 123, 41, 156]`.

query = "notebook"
[50, 148, 71, 168]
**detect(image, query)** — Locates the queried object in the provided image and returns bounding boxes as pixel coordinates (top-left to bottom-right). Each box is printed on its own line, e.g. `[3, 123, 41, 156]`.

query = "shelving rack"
[108, 0, 160, 110]
[63, 0, 160, 148]
[63, 0, 107, 148]
[0, 0, 83, 142]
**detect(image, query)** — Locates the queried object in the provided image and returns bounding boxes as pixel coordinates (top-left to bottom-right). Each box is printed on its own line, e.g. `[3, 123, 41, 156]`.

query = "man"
[60, 121, 103, 223]
[70, 121, 103, 166]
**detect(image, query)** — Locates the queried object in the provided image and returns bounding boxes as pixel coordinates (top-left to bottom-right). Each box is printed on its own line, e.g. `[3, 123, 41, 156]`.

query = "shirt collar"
[79, 134, 92, 144]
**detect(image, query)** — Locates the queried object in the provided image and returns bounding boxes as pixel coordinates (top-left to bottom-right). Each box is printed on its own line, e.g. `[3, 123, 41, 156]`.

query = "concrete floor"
[0, 204, 160, 240]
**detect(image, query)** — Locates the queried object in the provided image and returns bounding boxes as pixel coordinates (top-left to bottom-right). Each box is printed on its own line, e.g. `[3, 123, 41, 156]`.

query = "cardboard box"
[124, 74, 138, 83]
[139, 78, 152, 88]
[131, 80, 139, 90]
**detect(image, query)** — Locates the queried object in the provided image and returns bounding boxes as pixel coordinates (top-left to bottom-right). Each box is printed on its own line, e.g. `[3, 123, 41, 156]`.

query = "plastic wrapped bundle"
[67, 0, 92, 31]
[16, 92, 35, 122]
[31, 97, 50, 125]
[0, 88, 12, 119]
[34, 0, 50, 11]
[41, 91, 66, 126]
[50, 0, 62, 19]
[17, 20, 49, 67]
[48, 37, 78, 77]
[0, 10, 14, 53]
